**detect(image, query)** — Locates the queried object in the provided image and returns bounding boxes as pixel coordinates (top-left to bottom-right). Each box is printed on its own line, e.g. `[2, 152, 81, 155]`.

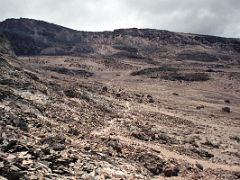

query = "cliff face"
[0, 18, 239, 60]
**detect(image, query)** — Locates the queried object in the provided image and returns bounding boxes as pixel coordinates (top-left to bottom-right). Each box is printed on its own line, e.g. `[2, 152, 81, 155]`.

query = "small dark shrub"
[224, 99, 230, 104]
[222, 107, 231, 113]
[206, 69, 215, 72]
[161, 73, 210, 82]
[64, 89, 78, 98]
[131, 66, 177, 76]
[196, 105, 204, 110]
[102, 86, 108, 92]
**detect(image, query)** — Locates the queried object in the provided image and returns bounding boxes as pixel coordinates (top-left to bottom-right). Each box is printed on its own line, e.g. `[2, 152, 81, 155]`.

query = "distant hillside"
[0, 18, 240, 63]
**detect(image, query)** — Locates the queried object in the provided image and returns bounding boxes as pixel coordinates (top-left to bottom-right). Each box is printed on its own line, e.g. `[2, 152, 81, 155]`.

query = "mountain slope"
[0, 30, 138, 179]
[0, 18, 240, 179]
[0, 18, 240, 61]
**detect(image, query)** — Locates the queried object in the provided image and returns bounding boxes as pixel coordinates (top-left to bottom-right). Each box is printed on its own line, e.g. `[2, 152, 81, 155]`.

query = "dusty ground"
[2, 54, 236, 179]
[1, 19, 240, 179]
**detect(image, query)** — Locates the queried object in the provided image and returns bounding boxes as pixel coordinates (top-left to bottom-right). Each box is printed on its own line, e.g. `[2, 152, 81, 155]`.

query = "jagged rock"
[1, 112, 29, 132]
[107, 139, 123, 153]
[52, 143, 66, 151]
[154, 133, 179, 145]
[41, 135, 66, 146]
[2, 140, 29, 153]
[196, 163, 204, 171]
[147, 95, 155, 103]
[202, 139, 220, 148]
[184, 136, 199, 147]
[102, 86, 108, 92]
[0, 172, 26, 180]
[131, 132, 150, 141]
[64, 89, 78, 98]
[163, 164, 179, 177]
[68, 128, 80, 136]
[191, 148, 214, 159]
[138, 153, 165, 175]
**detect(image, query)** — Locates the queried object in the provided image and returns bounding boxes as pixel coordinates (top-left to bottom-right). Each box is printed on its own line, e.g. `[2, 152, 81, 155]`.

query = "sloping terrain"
[0, 18, 240, 179]
[1, 18, 240, 59]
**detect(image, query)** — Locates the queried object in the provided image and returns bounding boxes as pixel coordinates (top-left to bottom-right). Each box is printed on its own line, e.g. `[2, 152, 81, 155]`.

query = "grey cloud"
[125, 0, 240, 37]
[0, 0, 239, 37]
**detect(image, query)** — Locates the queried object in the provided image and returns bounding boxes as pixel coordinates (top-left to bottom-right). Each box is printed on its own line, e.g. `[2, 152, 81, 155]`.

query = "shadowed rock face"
[0, 18, 240, 59]
[0, 34, 15, 56]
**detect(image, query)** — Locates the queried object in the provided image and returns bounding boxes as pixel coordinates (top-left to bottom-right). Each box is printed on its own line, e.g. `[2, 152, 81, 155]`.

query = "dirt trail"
[133, 103, 240, 131]
[91, 122, 240, 172]
[106, 71, 132, 85]
[111, 135, 240, 172]
[91, 118, 115, 136]
[90, 98, 240, 172]
[90, 71, 240, 174]
[91, 116, 240, 172]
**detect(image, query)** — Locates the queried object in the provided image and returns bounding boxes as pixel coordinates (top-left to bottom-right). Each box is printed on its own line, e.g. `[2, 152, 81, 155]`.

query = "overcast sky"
[0, 0, 240, 37]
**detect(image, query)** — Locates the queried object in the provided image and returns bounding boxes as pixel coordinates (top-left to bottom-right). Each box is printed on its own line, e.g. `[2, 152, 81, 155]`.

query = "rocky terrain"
[0, 18, 240, 179]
